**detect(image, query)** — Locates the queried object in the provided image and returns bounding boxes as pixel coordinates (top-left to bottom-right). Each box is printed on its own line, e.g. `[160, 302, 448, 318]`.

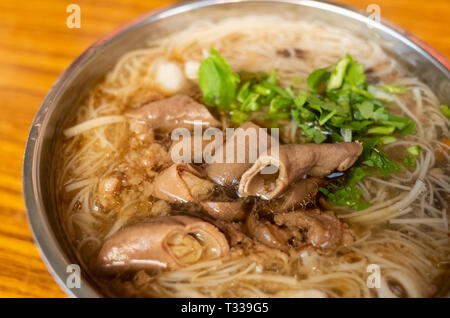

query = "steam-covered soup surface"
[56, 16, 449, 297]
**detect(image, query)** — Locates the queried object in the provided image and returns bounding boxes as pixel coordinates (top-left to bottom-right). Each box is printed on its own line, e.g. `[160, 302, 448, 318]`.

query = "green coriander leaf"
[373, 107, 389, 122]
[350, 86, 374, 99]
[230, 110, 248, 125]
[285, 86, 296, 99]
[345, 58, 366, 87]
[294, 91, 308, 108]
[327, 55, 351, 90]
[241, 92, 260, 112]
[403, 145, 421, 168]
[331, 131, 344, 142]
[307, 67, 330, 93]
[319, 167, 371, 211]
[269, 96, 292, 114]
[367, 126, 396, 135]
[253, 84, 272, 96]
[261, 82, 291, 99]
[381, 113, 416, 134]
[299, 124, 327, 143]
[236, 81, 251, 103]
[439, 105, 450, 118]
[198, 48, 240, 109]
[318, 110, 337, 126]
[403, 156, 416, 167]
[291, 107, 315, 123]
[356, 101, 374, 119]
[380, 120, 406, 129]
[266, 69, 278, 85]
[368, 85, 395, 102]
[311, 129, 327, 144]
[379, 136, 397, 144]
[380, 84, 407, 94]
[345, 120, 373, 131]
[400, 121, 416, 135]
[307, 95, 347, 115]
[348, 167, 371, 184]
[362, 148, 401, 178]
[407, 145, 421, 157]
[327, 89, 351, 114]
[329, 116, 346, 128]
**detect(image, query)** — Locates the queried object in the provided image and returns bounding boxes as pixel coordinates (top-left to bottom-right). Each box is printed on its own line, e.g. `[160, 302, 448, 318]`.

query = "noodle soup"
[55, 16, 449, 297]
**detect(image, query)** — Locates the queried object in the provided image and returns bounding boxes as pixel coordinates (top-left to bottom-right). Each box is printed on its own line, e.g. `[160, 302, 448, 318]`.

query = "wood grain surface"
[0, 0, 448, 298]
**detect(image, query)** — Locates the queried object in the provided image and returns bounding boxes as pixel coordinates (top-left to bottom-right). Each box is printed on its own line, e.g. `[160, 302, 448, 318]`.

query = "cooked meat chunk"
[245, 212, 293, 252]
[153, 163, 215, 203]
[266, 177, 325, 212]
[212, 220, 253, 248]
[96, 215, 229, 274]
[274, 209, 355, 249]
[239, 142, 362, 199]
[201, 201, 247, 221]
[206, 122, 276, 186]
[125, 94, 221, 131]
[97, 176, 121, 209]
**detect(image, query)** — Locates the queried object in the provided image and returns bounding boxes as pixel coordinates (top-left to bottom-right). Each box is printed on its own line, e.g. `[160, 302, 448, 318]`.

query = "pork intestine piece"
[125, 94, 221, 131]
[238, 142, 363, 199]
[153, 163, 215, 203]
[96, 215, 229, 274]
[274, 209, 355, 249]
[201, 201, 247, 221]
[206, 122, 276, 186]
[245, 211, 293, 252]
[266, 177, 325, 212]
[245, 209, 355, 251]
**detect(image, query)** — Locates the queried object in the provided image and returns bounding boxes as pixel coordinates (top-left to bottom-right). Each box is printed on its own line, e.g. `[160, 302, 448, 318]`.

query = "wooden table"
[0, 0, 448, 298]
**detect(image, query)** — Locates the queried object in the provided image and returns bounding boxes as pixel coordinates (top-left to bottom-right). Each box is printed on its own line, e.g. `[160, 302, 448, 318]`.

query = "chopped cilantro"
[367, 126, 396, 135]
[356, 101, 374, 119]
[307, 67, 330, 93]
[362, 147, 400, 178]
[198, 48, 240, 109]
[327, 55, 351, 91]
[319, 167, 371, 210]
[440, 105, 450, 118]
[403, 145, 421, 167]
[379, 136, 397, 144]
[299, 124, 327, 144]
[230, 109, 248, 125]
[380, 84, 407, 94]
[345, 58, 366, 87]
[241, 92, 260, 112]
[318, 110, 336, 126]
[197, 51, 423, 193]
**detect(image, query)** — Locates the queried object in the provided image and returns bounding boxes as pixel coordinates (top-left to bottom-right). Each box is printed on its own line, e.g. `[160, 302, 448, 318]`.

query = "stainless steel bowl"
[23, 0, 450, 298]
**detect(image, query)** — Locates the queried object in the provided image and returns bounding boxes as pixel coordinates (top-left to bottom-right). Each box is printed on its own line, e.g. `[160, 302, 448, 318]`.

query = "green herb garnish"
[198, 48, 240, 109]
[403, 145, 421, 167]
[307, 67, 331, 93]
[319, 167, 371, 210]
[440, 105, 450, 118]
[380, 84, 407, 94]
[197, 50, 422, 210]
